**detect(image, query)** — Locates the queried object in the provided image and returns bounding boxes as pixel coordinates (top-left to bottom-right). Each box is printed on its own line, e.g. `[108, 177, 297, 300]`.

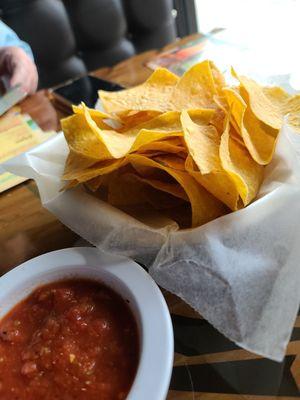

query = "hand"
[0, 46, 38, 95]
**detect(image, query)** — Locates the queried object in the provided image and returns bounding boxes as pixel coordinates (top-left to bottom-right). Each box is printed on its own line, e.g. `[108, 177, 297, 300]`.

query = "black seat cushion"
[0, 0, 176, 88]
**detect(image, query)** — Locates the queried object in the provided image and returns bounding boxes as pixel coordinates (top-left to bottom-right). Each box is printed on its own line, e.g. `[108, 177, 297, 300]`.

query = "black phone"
[51, 75, 124, 109]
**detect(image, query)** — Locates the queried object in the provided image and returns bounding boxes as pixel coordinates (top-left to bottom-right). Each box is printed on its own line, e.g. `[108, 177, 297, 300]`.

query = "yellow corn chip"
[153, 154, 186, 171]
[282, 94, 300, 114]
[72, 104, 111, 119]
[61, 113, 112, 161]
[85, 175, 107, 192]
[117, 110, 161, 130]
[108, 172, 147, 206]
[63, 158, 126, 182]
[282, 95, 300, 133]
[99, 68, 179, 113]
[223, 87, 278, 165]
[220, 120, 264, 205]
[181, 110, 239, 210]
[63, 150, 98, 178]
[108, 173, 185, 216]
[210, 61, 226, 95]
[128, 110, 212, 154]
[263, 86, 290, 108]
[137, 138, 185, 155]
[123, 173, 188, 201]
[171, 60, 220, 109]
[128, 154, 227, 227]
[253, 87, 300, 132]
[61, 179, 79, 191]
[83, 105, 136, 158]
[145, 189, 186, 211]
[232, 68, 282, 129]
[72, 104, 118, 130]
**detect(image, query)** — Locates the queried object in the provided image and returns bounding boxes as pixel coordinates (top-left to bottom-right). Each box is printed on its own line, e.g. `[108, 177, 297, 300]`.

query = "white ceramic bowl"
[0, 247, 174, 400]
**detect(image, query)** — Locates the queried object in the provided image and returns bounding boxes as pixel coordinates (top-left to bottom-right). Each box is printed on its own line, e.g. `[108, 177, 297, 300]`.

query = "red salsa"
[0, 279, 139, 400]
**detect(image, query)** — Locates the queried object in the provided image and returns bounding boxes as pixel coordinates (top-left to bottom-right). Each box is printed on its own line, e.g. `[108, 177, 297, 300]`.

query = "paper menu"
[0, 113, 55, 193]
[146, 36, 209, 76]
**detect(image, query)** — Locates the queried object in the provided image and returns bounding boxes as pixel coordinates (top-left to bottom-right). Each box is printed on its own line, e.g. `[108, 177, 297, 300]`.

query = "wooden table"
[0, 37, 300, 399]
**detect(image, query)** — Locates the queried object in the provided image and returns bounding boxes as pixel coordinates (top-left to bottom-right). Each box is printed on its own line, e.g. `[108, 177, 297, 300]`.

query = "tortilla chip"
[282, 95, 300, 133]
[129, 109, 214, 154]
[70, 109, 188, 164]
[63, 150, 98, 178]
[72, 104, 118, 130]
[115, 172, 188, 203]
[171, 60, 221, 109]
[127, 154, 227, 227]
[84, 175, 107, 192]
[145, 189, 186, 211]
[108, 173, 187, 228]
[250, 87, 300, 132]
[232, 68, 282, 129]
[181, 110, 240, 210]
[117, 110, 161, 131]
[210, 61, 226, 95]
[108, 172, 147, 206]
[263, 86, 290, 109]
[72, 104, 111, 119]
[223, 87, 278, 165]
[134, 175, 188, 201]
[82, 105, 137, 158]
[282, 94, 300, 114]
[99, 68, 179, 113]
[153, 154, 186, 171]
[220, 120, 264, 205]
[63, 158, 126, 182]
[61, 113, 112, 161]
[137, 138, 185, 155]
[61, 179, 79, 191]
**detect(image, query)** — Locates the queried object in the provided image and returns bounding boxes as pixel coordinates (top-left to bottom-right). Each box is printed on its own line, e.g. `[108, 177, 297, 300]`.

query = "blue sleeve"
[0, 21, 34, 59]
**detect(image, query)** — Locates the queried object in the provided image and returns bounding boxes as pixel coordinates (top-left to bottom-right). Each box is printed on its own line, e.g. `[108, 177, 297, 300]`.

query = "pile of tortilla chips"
[61, 60, 300, 228]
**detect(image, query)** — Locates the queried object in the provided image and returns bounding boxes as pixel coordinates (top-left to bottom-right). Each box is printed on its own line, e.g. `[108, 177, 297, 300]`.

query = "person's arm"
[0, 21, 38, 94]
[0, 21, 34, 59]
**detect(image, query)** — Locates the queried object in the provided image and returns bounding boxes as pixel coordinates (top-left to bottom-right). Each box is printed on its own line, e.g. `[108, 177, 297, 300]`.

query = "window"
[194, 0, 300, 90]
